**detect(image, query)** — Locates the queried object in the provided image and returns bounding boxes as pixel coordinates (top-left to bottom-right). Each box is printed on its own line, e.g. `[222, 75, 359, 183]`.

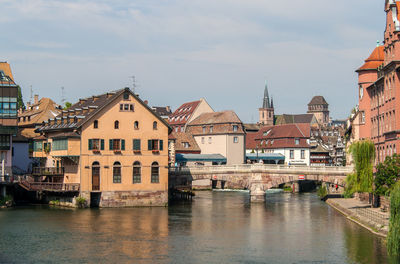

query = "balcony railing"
[32, 167, 65, 176]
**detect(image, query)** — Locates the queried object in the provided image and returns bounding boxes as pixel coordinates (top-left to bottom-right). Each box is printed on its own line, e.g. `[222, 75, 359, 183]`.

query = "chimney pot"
[144, 100, 148, 105]
[34, 94, 39, 104]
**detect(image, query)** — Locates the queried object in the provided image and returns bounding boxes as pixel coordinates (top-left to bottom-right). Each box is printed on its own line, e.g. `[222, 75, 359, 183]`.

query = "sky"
[0, 0, 386, 123]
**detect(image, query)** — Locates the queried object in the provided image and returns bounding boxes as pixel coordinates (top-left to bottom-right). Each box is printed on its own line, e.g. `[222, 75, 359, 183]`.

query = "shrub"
[0, 195, 13, 207]
[75, 196, 87, 208]
[317, 185, 327, 198]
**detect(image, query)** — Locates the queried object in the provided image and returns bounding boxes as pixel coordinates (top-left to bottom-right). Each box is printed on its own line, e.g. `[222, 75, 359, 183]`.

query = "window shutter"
[121, 139, 125, 150]
[159, 140, 163, 151]
[133, 139, 141, 150]
[101, 139, 104, 150]
[109, 139, 113, 150]
[88, 139, 92, 150]
[148, 140, 152, 150]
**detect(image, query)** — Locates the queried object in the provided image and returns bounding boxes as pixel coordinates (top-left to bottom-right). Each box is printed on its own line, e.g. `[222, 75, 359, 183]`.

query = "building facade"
[307, 96, 330, 125]
[355, 1, 400, 163]
[0, 62, 18, 174]
[186, 111, 246, 165]
[33, 88, 171, 207]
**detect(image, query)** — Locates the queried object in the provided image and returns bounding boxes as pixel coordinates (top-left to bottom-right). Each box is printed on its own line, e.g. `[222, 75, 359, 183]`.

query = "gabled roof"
[169, 100, 200, 125]
[171, 132, 201, 153]
[356, 46, 384, 72]
[275, 114, 315, 125]
[308, 96, 328, 106]
[38, 88, 172, 133]
[19, 97, 60, 126]
[188, 110, 242, 125]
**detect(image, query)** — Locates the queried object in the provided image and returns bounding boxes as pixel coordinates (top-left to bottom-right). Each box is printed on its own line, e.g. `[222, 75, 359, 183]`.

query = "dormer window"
[295, 138, 299, 145]
[233, 125, 238, 132]
[182, 142, 189, 148]
[210, 126, 213, 133]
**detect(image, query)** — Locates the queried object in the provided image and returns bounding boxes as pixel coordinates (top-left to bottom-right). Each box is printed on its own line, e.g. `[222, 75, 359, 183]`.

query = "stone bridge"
[169, 164, 353, 202]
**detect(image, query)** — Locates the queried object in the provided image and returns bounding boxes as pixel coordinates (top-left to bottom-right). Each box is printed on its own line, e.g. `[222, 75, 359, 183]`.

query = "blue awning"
[246, 153, 285, 161]
[176, 153, 227, 162]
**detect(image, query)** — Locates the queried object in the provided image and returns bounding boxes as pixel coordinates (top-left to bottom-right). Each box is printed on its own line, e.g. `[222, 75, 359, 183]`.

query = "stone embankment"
[326, 198, 389, 237]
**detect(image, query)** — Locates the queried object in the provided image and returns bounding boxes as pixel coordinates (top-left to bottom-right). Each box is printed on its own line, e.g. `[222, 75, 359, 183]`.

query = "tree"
[387, 182, 400, 257]
[17, 85, 25, 110]
[345, 140, 375, 196]
[63, 102, 72, 110]
[375, 154, 400, 196]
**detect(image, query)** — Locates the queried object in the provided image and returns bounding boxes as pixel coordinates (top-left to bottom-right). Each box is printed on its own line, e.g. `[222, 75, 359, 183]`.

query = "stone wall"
[99, 190, 168, 207]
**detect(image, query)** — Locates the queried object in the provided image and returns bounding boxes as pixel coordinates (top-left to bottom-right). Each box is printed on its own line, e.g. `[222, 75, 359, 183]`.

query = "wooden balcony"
[32, 167, 65, 176]
[19, 180, 80, 192]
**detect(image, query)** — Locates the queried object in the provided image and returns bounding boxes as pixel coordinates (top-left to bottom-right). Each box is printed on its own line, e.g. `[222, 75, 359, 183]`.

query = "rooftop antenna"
[61, 86, 65, 106]
[30, 85, 33, 103]
[130, 75, 138, 93]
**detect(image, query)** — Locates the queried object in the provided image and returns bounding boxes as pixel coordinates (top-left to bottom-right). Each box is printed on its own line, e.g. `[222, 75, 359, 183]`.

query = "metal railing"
[32, 167, 65, 176]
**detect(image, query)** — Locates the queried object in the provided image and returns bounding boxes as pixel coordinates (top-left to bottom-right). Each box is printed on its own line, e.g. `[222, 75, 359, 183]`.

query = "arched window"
[153, 121, 157, 130]
[134, 121, 139, 130]
[114, 120, 119, 129]
[151, 162, 159, 183]
[113, 161, 121, 183]
[94, 120, 98, 129]
[92, 162, 100, 191]
[133, 161, 141, 183]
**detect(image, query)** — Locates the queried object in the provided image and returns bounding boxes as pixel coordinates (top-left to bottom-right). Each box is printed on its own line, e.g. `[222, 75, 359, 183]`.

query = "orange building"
[33, 88, 171, 207]
[356, 1, 400, 163]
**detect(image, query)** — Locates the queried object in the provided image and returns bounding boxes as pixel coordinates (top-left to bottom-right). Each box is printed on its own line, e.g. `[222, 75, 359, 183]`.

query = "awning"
[176, 153, 227, 163]
[246, 153, 285, 161]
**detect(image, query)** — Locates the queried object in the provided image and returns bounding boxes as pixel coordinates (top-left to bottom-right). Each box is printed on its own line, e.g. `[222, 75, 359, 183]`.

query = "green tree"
[345, 140, 375, 196]
[63, 102, 72, 110]
[388, 182, 400, 257]
[375, 154, 400, 196]
[17, 85, 25, 110]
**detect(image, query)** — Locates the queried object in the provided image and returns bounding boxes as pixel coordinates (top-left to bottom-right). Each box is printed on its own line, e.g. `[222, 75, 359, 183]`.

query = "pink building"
[356, 1, 400, 163]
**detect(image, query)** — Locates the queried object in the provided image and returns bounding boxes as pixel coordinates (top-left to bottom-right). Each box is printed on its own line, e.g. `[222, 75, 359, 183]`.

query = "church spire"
[271, 97, 274, 108]
[263, 80, 270, 108]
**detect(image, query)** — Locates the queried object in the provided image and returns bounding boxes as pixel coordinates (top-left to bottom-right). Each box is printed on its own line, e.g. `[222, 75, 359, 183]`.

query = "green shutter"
[88, 139, 92, 150]
[109, 139, 113, 150]
[133, 139, 141, 151]
[137, 139, 141, 150]
[148, 140, 152, 150]
[159, 140, 163, 151]
[101, 139, 104, 150]
[121, 139, 125, 150]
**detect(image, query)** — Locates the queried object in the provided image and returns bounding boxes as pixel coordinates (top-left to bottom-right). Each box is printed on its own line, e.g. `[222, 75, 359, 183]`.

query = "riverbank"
[326, 198, 389, 237]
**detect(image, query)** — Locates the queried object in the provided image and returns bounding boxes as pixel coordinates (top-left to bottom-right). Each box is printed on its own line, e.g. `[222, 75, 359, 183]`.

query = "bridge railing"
[169, 164, 354, 175]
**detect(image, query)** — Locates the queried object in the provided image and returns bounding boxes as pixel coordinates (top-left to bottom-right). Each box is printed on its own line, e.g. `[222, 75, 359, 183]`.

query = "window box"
[92, 149, 101, 154]
[114, 149, 122, 154]
[152, 150, 160, 154]
[133, 150, 141, 154]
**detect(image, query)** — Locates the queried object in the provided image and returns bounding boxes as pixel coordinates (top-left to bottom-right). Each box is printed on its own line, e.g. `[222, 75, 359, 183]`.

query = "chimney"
[34, 94, 39, 105]
[27, 101, 31, 110]
[166, 106, 171, 112]
[144, 100, 148, 105]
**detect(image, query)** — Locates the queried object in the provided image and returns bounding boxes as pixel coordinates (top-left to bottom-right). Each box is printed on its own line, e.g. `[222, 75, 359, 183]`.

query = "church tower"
[259, 81, 274, 126]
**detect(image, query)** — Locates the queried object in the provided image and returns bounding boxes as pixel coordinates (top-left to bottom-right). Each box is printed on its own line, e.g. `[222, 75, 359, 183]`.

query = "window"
[182, 142, 189, 148]
[133, 139, 141, 151]
[92, 162, 100, 191]
[33, 140, 43, 152]
[208, 137, 212, 143]
[233, 125, 238, 132]
[151, 162, 159, 183]
[233, 136, 238, 143]
[113, 162, 121, 183]
[202, 126, 206, 133]
[120, 104, 123, 111]
[153, 121, 158, 130]
[201, 137, 205, 144]
[134, 121, 139, 129]
[148, 139, 163, 151]
[124, 104, 129, 111]
[94, 120, 98, 129]
[295, 138, 299, 145]
[180, 126, 184, 132]
[89, 139, 105, 151]
[109, 139, 125, 151]
[301, 150, 305, 159]
[114, 120, 119, 129]
[133, 161, 141, 183]
[53, 138, 68, 151]
[290, 150, 294, 159]
[210, 126, 213, 133]
[175, 127, 179, 132]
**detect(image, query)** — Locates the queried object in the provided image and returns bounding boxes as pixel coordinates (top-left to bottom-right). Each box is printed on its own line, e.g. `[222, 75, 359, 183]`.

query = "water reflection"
[0, 192, 391, 263]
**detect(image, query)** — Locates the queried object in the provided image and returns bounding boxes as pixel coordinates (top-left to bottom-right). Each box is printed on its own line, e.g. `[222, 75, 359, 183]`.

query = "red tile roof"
[168, 100, 200, 125]
[357, 46, 384, 71]
[246, 124, 311, 149]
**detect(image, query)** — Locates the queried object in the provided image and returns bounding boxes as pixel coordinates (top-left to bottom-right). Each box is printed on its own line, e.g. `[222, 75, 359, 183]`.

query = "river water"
[0, 191, 393, 264]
